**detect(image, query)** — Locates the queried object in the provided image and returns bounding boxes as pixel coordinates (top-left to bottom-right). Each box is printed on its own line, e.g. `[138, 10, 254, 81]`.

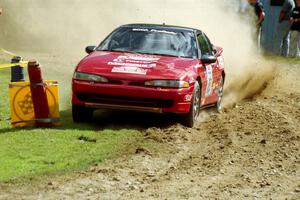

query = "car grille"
[107, 80, 145, 86]
[108, 79, 123, 85]
[128, 81, 145, 86]
[77, 93, 174, 108]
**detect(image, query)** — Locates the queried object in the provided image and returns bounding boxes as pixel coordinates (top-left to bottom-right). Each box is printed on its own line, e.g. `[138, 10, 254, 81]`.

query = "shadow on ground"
[0, 108, 179, 134]
[91, 109, 179, 130]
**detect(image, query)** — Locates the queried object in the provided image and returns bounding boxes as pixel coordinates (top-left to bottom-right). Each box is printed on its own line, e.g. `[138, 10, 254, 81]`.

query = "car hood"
[76, 51, 199, 80]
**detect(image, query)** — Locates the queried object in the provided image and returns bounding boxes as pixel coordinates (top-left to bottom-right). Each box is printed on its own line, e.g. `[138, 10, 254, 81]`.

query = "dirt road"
[0, 0, 299, 199]
[0, 56, 299, 200]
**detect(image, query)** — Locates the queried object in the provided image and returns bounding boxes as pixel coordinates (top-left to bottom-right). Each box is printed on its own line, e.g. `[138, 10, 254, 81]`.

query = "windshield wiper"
[100, 49, 138, 54]
[140, 52, 180, 58]
[151, 52, 193, 59]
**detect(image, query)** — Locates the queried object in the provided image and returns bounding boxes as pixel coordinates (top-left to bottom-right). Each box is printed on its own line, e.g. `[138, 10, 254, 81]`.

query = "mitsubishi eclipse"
[72, 24, 225, 127]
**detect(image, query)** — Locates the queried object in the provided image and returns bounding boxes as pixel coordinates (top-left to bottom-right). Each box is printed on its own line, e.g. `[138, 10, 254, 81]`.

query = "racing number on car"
[205, 65, 213, 97]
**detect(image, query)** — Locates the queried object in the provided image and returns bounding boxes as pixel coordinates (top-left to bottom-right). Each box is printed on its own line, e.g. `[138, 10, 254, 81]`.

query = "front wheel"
[72, 105, 94, 123]
[181, 82, 201, 128]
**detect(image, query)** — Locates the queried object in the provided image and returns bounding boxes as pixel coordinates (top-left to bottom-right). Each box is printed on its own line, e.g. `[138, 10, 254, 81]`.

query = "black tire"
[72, 105, 93, 123]
[216, 76, 224, 112]
[181, 81, 201, 128]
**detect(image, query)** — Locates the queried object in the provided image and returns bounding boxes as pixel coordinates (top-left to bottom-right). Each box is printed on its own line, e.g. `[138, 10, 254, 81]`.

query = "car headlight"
[144, 80, 190, 88]
[73, 72, 108, 83]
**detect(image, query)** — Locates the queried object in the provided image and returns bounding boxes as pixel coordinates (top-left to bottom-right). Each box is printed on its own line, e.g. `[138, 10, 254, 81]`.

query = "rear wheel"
[72, 105, 93, 123]
[181, 82, 201, 128]
[216, 76, 224, 112]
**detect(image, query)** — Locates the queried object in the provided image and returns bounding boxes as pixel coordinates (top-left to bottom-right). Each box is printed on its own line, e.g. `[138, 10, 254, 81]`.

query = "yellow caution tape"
[0, 48, 28, 69]
[0, 61, 28, 69]
[0, 48, 16, 57]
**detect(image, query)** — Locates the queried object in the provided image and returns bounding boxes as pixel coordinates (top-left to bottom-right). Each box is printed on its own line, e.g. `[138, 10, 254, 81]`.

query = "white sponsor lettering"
[108, 55, 159, 68]
[132, 28, 176, 35]
[132, 28, 149, 32]
[116, 55, 159, 62]
[217, 56, 225, 69]
[111, 66, 147, 75]
[150, 29, 176, 35]
[108, 62, 150, 68]
[205, 65, 213, 97]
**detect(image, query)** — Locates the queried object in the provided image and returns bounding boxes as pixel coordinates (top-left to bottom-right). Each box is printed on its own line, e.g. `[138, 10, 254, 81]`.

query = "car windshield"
[97, 27, 198, 58]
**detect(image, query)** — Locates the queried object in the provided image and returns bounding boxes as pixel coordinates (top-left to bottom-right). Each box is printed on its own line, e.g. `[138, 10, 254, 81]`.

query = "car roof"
[121, 23, 201, 33]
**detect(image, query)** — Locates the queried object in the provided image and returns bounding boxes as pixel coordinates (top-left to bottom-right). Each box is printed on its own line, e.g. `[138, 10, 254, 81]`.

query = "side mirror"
[201, 55, 217, 64]
[85, 45, 96, 54]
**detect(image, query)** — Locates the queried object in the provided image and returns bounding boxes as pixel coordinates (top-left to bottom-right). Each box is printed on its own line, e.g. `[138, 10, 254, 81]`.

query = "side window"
[197, 33, 212, 56]
[203, 33, 215, 54]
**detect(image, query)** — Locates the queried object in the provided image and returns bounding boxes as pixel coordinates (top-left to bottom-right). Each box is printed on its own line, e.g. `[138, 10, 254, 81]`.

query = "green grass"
[0, 129, 139, 182]
[0, 68, 141, 182]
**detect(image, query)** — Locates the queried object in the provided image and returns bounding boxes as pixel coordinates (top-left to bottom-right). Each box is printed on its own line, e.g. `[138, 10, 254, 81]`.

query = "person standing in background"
[289, 0, 300, 57]
[278, 0, 295, 56]
[239, 0, 249, 13]
[0, 7, 2, 15]
[248, 0, 265, 26]
[248, 0, 265, 49]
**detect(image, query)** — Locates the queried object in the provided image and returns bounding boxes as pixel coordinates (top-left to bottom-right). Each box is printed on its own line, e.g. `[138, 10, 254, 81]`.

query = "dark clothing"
[282, 0, 295, 20]
[250, 1, 265, 26]
[291, 6, 300, 31]
[253, 1, 264, 18]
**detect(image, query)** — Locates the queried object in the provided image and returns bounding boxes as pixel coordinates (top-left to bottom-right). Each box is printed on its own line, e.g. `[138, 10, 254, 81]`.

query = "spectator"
[248, 0, 265, 27]
[239, 0, 249, 13]
[0, 7, 2, 15]
[290, 0, 300, 57]
[248, 0, 265, 49]
[278, 0, 295, 56]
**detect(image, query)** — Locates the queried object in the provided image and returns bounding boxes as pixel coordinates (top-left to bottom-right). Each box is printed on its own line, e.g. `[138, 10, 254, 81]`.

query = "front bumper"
[72, 80, 194, 113]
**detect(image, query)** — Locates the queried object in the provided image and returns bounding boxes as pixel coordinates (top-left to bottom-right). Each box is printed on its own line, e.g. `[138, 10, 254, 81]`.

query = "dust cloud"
[0, 0, 276, 107]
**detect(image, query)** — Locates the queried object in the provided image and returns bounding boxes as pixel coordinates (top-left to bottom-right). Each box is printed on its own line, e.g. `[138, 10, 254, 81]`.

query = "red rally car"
[72, 24, 225, 127]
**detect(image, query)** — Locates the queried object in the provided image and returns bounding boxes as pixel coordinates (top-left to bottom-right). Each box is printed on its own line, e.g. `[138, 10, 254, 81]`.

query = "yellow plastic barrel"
[9, 80, 60, 127]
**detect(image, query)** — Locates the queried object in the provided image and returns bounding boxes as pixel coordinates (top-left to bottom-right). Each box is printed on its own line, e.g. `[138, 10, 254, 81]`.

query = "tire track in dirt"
[0, 61, 299, 199]
[2, 95, 299, 199]
[120, 93, 300, 199]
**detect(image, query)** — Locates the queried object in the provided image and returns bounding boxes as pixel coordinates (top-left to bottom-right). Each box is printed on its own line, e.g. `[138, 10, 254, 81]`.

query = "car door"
[203, 33, 224, 102]
[197, 32, 219, 105]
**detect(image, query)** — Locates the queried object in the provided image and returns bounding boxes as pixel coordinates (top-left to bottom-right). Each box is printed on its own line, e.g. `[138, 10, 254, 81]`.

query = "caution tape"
[0, 48, 28, 69]
[0, 61, 28, 69]
[0, 48, 16, 57]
